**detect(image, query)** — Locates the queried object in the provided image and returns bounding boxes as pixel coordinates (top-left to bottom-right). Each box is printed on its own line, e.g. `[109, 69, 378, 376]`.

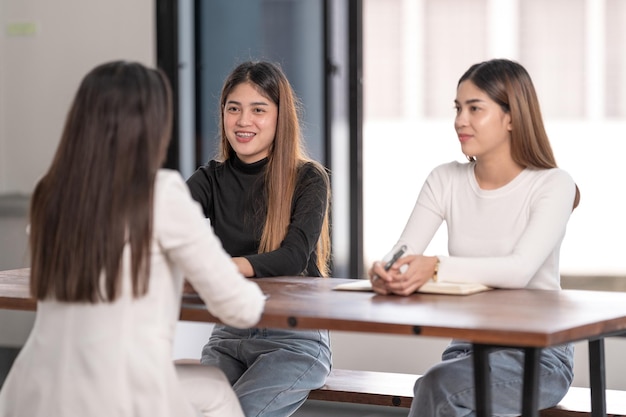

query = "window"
[363, 0, 626, 276]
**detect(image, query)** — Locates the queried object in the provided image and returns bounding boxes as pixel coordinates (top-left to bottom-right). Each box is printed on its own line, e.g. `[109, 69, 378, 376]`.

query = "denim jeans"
[200, 325, 332, 417]
[408, 340, 574, 417]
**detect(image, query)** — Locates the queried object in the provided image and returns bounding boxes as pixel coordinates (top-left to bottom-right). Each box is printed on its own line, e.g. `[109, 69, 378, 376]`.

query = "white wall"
[0, 1, 6, 192]
[0, 0, 155, 195]
[0, 0, 154, 354]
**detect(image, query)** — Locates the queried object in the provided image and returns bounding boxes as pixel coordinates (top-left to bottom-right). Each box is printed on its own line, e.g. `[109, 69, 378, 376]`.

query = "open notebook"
[333, 279, 491, 295]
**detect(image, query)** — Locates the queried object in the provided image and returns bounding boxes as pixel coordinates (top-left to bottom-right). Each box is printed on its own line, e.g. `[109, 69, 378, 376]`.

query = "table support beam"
[473, 344, 492, 417]
[522, 347, 540, 417]
[589, 338, 607, 417]
[474, 345, 542, 417]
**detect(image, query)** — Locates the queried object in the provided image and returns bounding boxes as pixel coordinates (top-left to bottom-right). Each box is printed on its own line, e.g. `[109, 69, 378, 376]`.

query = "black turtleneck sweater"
[186, 156, 328, 278]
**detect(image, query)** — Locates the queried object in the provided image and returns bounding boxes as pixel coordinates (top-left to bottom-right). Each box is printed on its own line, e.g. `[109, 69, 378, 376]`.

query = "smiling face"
[454, 80, 512, 163]
[223, 81, 278, 164]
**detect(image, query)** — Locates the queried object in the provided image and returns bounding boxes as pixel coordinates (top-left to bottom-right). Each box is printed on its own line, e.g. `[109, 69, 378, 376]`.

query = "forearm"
[245, 241, 315, 277]
[232, 257, 255, 278]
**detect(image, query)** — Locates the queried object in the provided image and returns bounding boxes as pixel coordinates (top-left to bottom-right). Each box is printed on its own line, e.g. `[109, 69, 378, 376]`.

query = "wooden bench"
[308, 369, 415, 408]
[309, 369, 626, 416]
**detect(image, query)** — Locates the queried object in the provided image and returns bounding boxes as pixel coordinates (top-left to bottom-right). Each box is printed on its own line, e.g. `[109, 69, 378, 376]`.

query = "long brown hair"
[217, 61, 331, 276]
[29, 61, 173, 302]
[459, 59, 580, 208]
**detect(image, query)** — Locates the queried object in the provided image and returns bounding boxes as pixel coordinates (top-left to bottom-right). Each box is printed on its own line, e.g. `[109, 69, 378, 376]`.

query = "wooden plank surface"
[310, 369, 626, 416]
[542, 387, 626, 416]
[0, 268, 34, 311]
[5, 269, 626, 347]
[182, 276, 626, 347]
[308, 369, 417, 408]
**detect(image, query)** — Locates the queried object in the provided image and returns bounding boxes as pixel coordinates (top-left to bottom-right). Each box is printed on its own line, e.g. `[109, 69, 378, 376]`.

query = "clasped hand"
[368, 255, 438, 296]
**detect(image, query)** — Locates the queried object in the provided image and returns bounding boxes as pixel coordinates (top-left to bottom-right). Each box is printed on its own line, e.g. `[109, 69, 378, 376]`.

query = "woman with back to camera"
[186, 60, 332, 417]
[0, 61, 265, 417]
[369, 59, 580, 416]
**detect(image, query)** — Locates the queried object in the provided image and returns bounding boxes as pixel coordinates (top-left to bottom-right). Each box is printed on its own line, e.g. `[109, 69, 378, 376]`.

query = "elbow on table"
[252, 251, 311, 278]
[213, 298, 265, 329]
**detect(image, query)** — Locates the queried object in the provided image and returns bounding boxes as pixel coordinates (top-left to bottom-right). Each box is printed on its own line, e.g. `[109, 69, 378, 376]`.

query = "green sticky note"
[6, 22, 38, 37]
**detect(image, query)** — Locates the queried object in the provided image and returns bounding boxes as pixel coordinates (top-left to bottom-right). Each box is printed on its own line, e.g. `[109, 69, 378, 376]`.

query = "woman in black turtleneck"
[186, 61, 331, 417]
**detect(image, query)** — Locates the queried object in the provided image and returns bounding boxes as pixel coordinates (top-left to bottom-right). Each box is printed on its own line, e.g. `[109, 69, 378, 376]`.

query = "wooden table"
[3, 268, 626, 417]
[0, 268, 35, 311]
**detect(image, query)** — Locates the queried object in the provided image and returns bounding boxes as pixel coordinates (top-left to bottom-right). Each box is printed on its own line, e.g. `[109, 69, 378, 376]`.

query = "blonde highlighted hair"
[459, 59, 580, 209]
[218, 61, 331, 276]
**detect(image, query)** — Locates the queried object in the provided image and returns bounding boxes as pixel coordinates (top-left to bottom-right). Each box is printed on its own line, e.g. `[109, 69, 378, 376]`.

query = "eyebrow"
[225, 100, 270, 107]
[454, 98, 486, 105]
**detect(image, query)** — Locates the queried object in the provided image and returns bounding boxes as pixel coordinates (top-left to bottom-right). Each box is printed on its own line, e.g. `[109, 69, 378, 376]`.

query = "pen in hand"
[373, 245, 407, 282]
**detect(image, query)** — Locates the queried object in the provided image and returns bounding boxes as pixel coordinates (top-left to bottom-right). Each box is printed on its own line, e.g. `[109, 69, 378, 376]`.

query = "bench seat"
[541, 386, 626, 416]
[308, 369, 415, 407]
[309, 369, 626, 416]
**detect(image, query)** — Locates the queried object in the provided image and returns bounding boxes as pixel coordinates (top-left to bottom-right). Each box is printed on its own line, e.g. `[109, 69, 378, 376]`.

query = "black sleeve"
[185, 165, 213, 219]
[245, 163, 329, 277]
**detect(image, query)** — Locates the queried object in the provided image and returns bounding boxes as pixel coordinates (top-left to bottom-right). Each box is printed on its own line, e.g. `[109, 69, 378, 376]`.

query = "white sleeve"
[390, 164, 576, 289]
[440, 169, 576, 288]
[155, 171, 265, 328]
[392, 166, 447, 256]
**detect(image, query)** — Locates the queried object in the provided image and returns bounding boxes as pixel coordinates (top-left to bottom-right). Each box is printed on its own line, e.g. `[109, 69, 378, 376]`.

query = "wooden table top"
[182, 276, 626, 347]
[0, 268, 34, 311]
[5, 268, 626, 347]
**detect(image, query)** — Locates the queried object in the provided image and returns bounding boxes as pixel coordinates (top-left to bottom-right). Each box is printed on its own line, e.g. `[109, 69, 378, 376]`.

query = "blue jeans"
[408, 340, 574, 417]
[200, 325, 332, 417]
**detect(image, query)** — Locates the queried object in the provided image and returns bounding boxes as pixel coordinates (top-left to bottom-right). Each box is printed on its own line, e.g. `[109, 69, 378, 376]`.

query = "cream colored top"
[392, 161, 576, 290]
[0, 170, 265, 417]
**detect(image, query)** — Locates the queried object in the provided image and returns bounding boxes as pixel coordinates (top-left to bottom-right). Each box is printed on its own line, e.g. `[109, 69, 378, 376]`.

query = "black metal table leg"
[474, 345, 542, 417]
[521, 347, 540, 417]
[588, 338, 607, 417]
[473, 344, 491, 417]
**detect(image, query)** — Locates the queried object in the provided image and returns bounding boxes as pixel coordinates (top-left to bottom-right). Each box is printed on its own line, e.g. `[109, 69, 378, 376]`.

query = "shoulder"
[526, 167, 575, 189]
[185, 161, 228, 199]
[523, 167, 578, 209]
[155, 169, 190, 199]
[187, 160, 224, 182]
[153, 170, 211, 245]
[293, 161, 330, 204]
[297, 161, 330, 186]
[426, 160, 472, 184]
[299, 160, 329, 177]
[156, 169, 186, 188]
[434, 160, 471, 173]
[154, 169, 198, 220]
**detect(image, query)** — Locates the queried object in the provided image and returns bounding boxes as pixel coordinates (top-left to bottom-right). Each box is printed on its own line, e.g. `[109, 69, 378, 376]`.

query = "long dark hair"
[217, 61, 331, 276]
[459, 59, 580, 208]
[29, 61, 173, 302]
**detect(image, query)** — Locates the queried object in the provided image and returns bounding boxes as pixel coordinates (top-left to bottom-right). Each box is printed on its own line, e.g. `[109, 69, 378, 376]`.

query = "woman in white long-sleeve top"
[0, 61, 265, 417]
[369, 59, 580, 417]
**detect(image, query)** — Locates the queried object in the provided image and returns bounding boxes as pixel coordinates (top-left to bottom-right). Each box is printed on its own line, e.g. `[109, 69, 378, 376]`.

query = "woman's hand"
[369, 255, 438, 296]
[232, 257, 255, 278]
[368, 261, 394, 295]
